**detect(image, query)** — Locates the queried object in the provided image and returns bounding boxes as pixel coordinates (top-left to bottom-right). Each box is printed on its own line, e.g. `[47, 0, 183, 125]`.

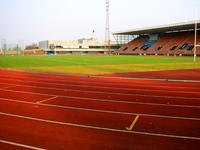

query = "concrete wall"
[149, 34, 159, 40]
[39, 41, 48, 49]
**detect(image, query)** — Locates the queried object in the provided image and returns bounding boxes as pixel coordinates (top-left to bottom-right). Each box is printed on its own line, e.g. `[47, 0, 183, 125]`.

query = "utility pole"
[105, 0, 111, 54]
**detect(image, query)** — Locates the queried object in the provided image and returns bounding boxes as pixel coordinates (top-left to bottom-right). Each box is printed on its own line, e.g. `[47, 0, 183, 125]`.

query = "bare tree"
[25, 43, 38, 50]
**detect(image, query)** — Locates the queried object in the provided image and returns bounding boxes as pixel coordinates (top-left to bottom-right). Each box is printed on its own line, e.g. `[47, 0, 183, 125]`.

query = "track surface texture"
[0, 69, 200, 150]
[96, 69, 200, 80]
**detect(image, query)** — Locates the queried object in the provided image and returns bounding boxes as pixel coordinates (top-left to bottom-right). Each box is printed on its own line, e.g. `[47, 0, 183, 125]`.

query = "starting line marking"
[126, 115, 139, 131]
[36, 96, 58, 104]
[0, 139, 46, 150]
[0, 111, 200, 140]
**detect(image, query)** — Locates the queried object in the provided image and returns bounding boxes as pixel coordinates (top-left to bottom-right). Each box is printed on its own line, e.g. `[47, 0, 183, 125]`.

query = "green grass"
[0, 55, 199, 68]
[0, 55, 199, 74]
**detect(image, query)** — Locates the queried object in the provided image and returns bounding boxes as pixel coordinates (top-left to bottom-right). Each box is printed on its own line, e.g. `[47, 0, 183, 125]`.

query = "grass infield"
[0, 55, 199, 74]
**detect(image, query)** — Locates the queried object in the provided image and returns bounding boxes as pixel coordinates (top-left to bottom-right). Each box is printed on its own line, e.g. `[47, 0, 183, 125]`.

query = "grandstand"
[113, 21, 200, 56]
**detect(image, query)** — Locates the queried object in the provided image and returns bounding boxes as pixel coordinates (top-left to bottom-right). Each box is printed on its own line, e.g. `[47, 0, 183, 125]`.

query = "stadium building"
[39, 31, 119, 55]
[113, 21, 200, 56]
[39, 39, 119, 55]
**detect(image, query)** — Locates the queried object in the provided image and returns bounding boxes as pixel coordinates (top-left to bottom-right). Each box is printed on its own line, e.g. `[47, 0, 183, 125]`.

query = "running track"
[0, 69, 200, 150]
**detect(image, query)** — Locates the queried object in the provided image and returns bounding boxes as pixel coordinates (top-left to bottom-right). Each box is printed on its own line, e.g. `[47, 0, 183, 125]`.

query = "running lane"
[0, 98, 199, 138]
[1, 113, 199, 150]
[0, 69, 200, 149]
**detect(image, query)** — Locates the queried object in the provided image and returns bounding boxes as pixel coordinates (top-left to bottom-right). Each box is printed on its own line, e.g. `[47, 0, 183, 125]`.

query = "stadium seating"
[118, 31, 200, 56]
[147, 34, 174, 54]
[174, 31, 200, 55]
[117, 37, 148, 54]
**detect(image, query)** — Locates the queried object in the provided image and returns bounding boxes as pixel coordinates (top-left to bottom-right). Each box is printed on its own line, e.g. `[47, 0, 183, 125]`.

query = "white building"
[39, 39, 119, 55]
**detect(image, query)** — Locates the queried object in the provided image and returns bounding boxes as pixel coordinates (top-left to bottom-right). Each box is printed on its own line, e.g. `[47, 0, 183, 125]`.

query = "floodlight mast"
[105, 0, 111, 54]
[194, 9, 198, 62]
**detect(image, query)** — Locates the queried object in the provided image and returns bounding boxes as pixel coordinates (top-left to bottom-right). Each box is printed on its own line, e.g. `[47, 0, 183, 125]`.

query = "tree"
[25, 43, 38, 50]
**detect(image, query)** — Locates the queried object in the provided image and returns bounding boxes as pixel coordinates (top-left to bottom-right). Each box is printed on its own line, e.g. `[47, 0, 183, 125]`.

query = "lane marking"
[0, 139, 46, 150]
[3, 85, 17, 89]
[1, 83, 200, 108]
[2, 81, 200, 98]
[1, 87, 200, 106]
[126, 115, 139, 131]
[19, 83, 200, 94]
[92, 75, 200, 83]
[36, 96, 58, 104]
[1, 68, 200, 83]
[0, 74, 199, 91]
[0, 97, 200, 121]
[0, 75, 200, 98]
[0, 111, 200, 140]
[1, 87, 200, 110]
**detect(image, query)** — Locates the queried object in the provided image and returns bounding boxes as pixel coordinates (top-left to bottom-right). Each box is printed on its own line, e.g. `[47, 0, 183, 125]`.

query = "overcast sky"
[0, 0, 200, 46]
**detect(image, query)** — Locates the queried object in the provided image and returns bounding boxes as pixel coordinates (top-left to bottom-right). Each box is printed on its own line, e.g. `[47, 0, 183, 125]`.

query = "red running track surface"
[95, 69, 200, 80]
[0, 69, 200, 150]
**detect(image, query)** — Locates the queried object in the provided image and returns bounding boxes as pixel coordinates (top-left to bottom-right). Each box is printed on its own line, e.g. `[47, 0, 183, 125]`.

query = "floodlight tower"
[1, 39, 7, 56]
[194, 9, 200, 62]
[194, 9, 197, 62]
[105, 0, 111, 54]
[194, 18, 197, 62]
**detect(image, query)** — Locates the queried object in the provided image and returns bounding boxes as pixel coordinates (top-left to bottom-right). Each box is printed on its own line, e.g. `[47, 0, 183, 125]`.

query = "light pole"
[105, 0, 111, 55]
[194, 9, 198, 62]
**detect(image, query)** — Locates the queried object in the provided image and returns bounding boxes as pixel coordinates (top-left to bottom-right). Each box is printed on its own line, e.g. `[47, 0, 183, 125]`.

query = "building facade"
[39, 39, 120, 55]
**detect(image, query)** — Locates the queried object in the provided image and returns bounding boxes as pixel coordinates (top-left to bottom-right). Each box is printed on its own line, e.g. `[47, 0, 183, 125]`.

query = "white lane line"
[0, 111, 200, 140]
[1, 86, 200, 103]
[0, 97, 200, 121]
[0, 83, 200, 108]
[0, 87, 200, 111]
[0, 75, 200, 96]
[0, 139, 46, 150]
[0, 73, 199, 90]
[1, 78, 200, 97]
[0, 72, 200, 89]
[1, 68, 200, 83]
[1, 80, 200, 97]
[92, 75, 200, 83]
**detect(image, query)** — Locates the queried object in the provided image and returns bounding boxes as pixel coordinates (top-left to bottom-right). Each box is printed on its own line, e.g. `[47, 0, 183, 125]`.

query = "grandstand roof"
[113, 20, 200, 35]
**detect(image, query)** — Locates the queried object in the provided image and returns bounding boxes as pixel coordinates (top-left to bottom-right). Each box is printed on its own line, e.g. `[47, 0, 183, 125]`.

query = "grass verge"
[10, 63, 200, 74]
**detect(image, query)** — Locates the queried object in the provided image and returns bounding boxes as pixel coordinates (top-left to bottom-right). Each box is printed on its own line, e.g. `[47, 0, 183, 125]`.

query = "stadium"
[0, 0, 200, 150]
[114, 20, 200, 56]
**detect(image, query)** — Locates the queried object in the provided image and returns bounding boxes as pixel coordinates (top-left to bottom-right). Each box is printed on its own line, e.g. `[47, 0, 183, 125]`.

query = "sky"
[0, 0, 200, 46]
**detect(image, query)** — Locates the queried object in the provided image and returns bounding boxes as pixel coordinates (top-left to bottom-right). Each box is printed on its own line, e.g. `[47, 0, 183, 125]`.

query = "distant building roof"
[113, 20, 200, 35]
